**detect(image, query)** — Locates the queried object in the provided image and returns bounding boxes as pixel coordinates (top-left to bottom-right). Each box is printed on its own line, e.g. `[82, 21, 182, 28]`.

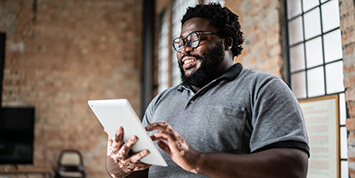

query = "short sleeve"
[249, 76, 309, 155]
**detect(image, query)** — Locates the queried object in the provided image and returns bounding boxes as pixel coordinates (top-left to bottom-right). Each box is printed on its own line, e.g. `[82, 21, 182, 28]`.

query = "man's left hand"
[146, 121, 201, 174]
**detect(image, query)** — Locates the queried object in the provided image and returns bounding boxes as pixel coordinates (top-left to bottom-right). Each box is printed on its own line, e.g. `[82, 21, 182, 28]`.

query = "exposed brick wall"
[341, 0, 355, 176]
[1, 0, 353, 177]
[226, 0, 284, 78]
[0, 0, 142, 177]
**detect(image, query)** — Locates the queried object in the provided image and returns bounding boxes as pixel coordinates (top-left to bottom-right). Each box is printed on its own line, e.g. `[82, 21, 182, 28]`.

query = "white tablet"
[88, 99, 167, 167]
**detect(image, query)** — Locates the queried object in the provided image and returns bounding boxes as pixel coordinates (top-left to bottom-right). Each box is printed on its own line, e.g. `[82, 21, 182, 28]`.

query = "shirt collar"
[216, 62, 243, 81]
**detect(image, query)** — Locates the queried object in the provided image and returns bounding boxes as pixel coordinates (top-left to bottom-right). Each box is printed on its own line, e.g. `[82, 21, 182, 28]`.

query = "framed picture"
[299, 95, 340, 178]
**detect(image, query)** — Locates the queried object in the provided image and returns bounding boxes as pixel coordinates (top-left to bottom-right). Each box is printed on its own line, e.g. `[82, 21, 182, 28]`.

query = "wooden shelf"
[0, 168, 52, 177]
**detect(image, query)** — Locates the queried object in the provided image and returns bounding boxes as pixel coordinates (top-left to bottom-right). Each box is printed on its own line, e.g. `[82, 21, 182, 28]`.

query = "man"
[106, 3, 309, 178]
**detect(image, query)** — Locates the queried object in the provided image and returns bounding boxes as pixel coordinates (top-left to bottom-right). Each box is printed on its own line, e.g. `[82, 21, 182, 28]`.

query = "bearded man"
[106, 3, 309, 178]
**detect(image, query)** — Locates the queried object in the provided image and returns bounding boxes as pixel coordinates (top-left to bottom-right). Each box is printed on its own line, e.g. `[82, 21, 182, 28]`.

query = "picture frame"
[299, 95, 340, 178]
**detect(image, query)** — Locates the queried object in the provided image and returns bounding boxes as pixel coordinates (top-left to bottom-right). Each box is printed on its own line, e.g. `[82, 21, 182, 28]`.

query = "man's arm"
[147, 121, 308, 178]
[195, 148, 308, 178]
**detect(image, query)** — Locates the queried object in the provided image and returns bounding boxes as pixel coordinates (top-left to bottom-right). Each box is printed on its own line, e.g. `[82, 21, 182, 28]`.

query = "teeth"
[184, 59, 196, 65]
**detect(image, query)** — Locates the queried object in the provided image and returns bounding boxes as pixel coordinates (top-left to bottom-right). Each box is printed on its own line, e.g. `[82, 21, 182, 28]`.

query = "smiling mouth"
[183, 58, 196, 65]
[182, 58, 197, 70]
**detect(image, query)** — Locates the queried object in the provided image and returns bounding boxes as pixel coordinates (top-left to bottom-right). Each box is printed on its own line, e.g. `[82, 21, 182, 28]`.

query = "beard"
[179, 42, 225, 88]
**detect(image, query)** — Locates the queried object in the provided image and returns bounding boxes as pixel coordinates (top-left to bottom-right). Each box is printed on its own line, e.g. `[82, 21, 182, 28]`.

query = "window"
[171, 0, 198, 87]
[157, 9, 170, 93]
[285, 0, 348, 177]
[204, 0, 225, 6]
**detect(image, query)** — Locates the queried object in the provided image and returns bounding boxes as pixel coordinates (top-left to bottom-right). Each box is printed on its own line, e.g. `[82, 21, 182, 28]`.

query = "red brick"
[344, 62, 355, 73]
[344, 73, 355, 88]
[347, 118, 355, 131]
[346, 88, 355, 102]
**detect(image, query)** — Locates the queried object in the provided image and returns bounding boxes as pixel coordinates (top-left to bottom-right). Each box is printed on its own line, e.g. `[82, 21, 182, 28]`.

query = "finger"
[109, 128, 123, 157]
[152, 132, 180, 153]
[145, 121, 170, 131]
[152, 131, 177, 142]
[114, 127, 124, 143]
[122, 162, 151, 172]
[129, 149, 150, 163]
[116, 135, 138, 159]
[132, 163, 152, 172]
[111, 140, 121, 155]
[157, 140, 171, 155]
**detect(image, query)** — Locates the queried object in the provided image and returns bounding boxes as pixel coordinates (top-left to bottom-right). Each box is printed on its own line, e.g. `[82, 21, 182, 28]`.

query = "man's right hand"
[106, 127, 152, 178]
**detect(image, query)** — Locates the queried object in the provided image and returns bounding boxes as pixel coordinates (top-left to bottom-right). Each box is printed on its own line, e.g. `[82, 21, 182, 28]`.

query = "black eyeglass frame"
[172, 31, 218, 53]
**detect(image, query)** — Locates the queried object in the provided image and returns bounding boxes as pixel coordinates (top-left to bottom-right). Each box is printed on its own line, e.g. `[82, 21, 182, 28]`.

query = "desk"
[0, 168, 52, 177]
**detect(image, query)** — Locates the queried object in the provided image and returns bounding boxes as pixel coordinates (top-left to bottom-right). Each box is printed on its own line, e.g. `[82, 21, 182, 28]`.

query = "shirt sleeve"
[249, 75, 309, 156]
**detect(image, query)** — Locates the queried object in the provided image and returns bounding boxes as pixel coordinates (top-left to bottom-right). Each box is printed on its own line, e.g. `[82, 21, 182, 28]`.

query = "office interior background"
[0, 0, 355, 177]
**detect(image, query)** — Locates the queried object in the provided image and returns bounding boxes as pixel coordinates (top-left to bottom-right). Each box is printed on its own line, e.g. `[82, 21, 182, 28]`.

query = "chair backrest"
[58, 150, 83, 166]
[56, 149, 85, 178]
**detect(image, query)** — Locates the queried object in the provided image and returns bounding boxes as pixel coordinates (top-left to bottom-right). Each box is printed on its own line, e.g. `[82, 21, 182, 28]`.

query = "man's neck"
[190, 61, 234, 93]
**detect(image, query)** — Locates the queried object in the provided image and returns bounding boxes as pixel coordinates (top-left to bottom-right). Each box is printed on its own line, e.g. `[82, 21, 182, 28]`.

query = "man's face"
[176, 17, 225, 88]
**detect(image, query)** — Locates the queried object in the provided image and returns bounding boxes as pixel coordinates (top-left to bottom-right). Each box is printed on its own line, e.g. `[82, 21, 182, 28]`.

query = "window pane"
[307, 67, 325, 97]
[204, 0, 225, 6]
[326, 61, 344, 94]
[158, 10, 169, 93]
[306, 37, 323, 68]
[322, 0, 340, 32]
[340, 93, 346, 125]
[302, 0, 319, 12]
[304, 7, 321, 40]
[291, 72, 306, 98]
[287, 0, 302, 19]
[341, 127, 348, 159]
[171, 0, 198, 86]
[288, 17, 304, 45]
[290, 44, 305, 72]
[324, 29, 343, 63]
[341, 161, 349, 178]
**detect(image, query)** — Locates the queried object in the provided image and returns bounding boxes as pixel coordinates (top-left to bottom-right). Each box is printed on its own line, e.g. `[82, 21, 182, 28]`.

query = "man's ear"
[224, 37, 233, 50]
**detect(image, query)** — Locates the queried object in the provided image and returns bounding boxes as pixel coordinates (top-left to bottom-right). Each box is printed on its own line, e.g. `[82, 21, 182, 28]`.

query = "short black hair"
[181, 3, 244, 57]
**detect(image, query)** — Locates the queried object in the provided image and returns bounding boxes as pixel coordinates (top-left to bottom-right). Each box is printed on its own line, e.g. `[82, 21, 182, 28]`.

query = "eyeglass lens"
[174, 32, 200, 52]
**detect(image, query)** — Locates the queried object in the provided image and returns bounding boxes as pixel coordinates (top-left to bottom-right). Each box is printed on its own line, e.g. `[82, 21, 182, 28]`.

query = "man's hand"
[106, 127, 151, 178]
[146, 121, 201, 174]
[145, 122, 308, 178]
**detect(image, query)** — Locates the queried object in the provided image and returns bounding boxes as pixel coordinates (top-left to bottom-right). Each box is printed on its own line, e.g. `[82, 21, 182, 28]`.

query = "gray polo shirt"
[142, 63, 309, 177]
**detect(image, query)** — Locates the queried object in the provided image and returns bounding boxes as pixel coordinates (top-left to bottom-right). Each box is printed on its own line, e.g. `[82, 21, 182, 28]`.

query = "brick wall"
[341, 0, 355, 177]
[1, 0, 353, 177]
[0, 0, 142, 177]
[226, 0, 284, 78]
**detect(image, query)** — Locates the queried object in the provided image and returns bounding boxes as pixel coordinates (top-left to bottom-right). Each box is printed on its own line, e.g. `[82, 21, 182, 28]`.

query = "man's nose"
[180, 42, 193, 54]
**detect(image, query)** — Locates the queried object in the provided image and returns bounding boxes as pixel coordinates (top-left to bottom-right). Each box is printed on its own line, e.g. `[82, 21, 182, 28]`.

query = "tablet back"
[88, 99, 167, 167]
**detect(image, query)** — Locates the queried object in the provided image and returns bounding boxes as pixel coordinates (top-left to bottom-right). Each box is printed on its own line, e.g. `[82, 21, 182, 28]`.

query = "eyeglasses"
[172, 31, 218, 53]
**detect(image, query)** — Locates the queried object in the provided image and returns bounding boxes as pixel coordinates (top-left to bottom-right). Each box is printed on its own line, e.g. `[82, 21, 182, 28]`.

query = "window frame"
[283, 0, 348, 177]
